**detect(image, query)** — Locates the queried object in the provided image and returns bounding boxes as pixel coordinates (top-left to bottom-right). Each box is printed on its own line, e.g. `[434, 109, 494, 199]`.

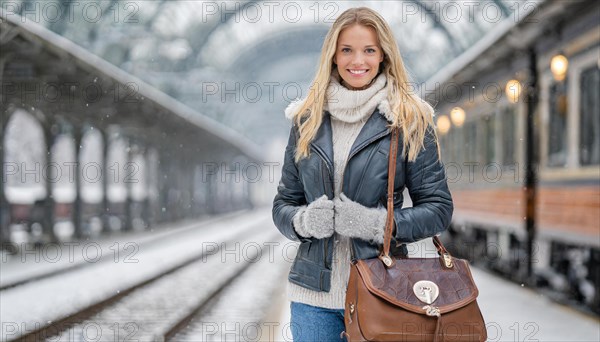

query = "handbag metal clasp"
[413, 280, 439, 305]
[443, 253, 453, 268]
[422, 305, 441, 317]
[379, 254, 394, 267]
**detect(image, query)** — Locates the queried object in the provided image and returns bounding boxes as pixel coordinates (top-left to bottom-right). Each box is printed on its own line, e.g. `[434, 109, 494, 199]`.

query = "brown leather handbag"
[342, 128, 487, 342]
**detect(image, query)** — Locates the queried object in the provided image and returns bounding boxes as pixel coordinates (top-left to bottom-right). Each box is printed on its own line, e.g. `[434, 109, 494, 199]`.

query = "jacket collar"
[310, 108, 391, 169]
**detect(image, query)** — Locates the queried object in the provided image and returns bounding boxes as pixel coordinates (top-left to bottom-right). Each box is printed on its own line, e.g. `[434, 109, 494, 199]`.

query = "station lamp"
[505, 79, 522, 103]
[436, 115, 451, 135]
[450, 107, 465, 127]
[550, 54, 568, 81]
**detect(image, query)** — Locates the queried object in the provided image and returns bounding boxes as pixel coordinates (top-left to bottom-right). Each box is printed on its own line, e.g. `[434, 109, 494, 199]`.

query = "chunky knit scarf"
[284, 69, 394, 122]
[324, 68, 388, 123]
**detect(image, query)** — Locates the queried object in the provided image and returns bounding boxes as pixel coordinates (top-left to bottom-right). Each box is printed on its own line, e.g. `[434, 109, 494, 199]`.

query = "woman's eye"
[366, 48, 376, 53]
[341, 48, 351, 53]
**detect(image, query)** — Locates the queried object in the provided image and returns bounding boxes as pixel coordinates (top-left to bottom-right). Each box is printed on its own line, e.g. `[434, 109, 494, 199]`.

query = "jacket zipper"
[348, 129, 391, 161]
[339, 163, 356, 262]
[342, 129, 391, 262]
[311, 145, 333, 269]
[311, 145, 333, 197]
[311, 129, 391, 265]
[322, 162, 330, 269]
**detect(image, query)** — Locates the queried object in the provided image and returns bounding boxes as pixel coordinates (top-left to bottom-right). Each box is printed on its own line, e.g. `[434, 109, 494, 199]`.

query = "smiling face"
[333, 24, 384, 90]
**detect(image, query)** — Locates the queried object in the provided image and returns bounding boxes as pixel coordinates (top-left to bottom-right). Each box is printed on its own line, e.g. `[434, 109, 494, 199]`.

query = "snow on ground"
[0, 208, 270, 341]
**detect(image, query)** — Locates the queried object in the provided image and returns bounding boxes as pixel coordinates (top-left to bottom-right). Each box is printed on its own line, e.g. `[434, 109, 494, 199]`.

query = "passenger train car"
[428, 0, 599, 314]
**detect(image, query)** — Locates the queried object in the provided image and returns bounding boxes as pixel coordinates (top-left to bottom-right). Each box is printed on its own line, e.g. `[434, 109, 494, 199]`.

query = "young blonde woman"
[272, 7, 453, 341]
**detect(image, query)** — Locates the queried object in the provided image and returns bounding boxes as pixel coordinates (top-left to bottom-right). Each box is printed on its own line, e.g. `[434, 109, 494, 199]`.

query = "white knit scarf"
[284, 70, 395, 123]
[324, 69, 388, 123]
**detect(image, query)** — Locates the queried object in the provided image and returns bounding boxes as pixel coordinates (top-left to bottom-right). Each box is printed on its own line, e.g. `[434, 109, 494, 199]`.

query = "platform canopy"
[4, 0, 539, 144]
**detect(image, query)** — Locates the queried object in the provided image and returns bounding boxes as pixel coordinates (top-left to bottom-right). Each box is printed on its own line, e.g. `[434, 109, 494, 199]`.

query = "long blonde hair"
[290, 7, 439, 163]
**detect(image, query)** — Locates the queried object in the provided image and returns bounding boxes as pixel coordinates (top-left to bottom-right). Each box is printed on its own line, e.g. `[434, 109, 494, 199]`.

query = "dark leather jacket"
[272, 108, 453, 292]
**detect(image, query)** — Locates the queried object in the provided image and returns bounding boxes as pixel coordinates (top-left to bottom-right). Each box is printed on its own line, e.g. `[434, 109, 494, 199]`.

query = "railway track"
[1, 211, 289, 342]
[40, 231, 286, 342]
[167, 240, 289, 342]
[0, 211, 248, 291]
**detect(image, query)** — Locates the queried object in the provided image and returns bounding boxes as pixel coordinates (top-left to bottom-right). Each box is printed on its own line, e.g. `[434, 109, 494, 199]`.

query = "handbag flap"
[355, 257, 479, 314]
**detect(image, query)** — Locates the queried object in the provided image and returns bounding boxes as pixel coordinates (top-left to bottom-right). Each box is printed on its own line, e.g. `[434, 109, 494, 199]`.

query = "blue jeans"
[290, 302, 348, 342]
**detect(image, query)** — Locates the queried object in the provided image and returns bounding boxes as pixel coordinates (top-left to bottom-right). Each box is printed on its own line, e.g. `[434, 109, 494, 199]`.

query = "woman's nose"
[351, 52, 365, 65]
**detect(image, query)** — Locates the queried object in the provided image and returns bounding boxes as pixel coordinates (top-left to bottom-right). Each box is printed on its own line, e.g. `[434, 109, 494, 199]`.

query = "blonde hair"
[289, 7, 439, 163]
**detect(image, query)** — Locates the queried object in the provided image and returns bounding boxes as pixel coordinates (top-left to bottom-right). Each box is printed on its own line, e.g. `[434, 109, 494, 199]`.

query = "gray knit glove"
[333, 193, 388, 244]
[292, 195, 335, 239]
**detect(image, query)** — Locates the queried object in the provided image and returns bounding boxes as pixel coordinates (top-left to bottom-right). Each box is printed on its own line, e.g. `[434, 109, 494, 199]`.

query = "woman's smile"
[348, 69, 368, 76]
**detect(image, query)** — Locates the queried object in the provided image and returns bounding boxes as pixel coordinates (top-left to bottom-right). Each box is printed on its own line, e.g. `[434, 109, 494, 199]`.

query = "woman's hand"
[292, 195, 335, 239]
[333, 193, 388, 244]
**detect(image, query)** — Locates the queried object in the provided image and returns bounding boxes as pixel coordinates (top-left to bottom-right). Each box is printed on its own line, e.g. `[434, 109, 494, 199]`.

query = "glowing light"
[505, 80, 522, 103]
[450, 107, 465, 127]
[437, 115, 451, 135]
[551, 54, 568, 81]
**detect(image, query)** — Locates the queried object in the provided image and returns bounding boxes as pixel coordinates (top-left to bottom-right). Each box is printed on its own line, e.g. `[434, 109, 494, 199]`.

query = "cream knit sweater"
[284, 70, 391, 309]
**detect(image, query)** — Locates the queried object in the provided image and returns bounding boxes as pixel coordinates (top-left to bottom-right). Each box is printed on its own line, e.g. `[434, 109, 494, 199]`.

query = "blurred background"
[0, 0, 598, 341]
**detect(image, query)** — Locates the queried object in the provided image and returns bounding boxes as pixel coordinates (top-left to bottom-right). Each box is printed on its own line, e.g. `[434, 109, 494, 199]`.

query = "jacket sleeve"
[393, 126, 454, 243]
[272, 126, 310, 242]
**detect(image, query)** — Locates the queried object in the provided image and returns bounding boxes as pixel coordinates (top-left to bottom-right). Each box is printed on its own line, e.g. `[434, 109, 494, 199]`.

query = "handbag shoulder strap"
[380, 127, 399, 264]
[379, 127, 453, 269]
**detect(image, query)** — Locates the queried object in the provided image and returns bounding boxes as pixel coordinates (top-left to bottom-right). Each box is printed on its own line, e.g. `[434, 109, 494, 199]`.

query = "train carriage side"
[437, 10, 599, 314]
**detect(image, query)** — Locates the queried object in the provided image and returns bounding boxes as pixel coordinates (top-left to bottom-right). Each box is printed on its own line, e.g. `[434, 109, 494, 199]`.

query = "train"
[428, 0, 599, 314]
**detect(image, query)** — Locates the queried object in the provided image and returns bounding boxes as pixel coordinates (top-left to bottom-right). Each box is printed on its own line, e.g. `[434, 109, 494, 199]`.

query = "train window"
[439, 134, 448, 160]
[547, 80, 568, 167]
[465, 121, 478, 164]
[502, 107, 516, 166]
[442, 133, 452, 163]
[579, 66, 600, 166]
[443, 129, 456, 164]
[483, 115, 496, 164]
[453, 127, 464, 164]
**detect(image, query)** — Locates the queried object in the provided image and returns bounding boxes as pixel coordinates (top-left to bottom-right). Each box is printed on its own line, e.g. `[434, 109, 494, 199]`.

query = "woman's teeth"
[349, 70, 367, 74]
